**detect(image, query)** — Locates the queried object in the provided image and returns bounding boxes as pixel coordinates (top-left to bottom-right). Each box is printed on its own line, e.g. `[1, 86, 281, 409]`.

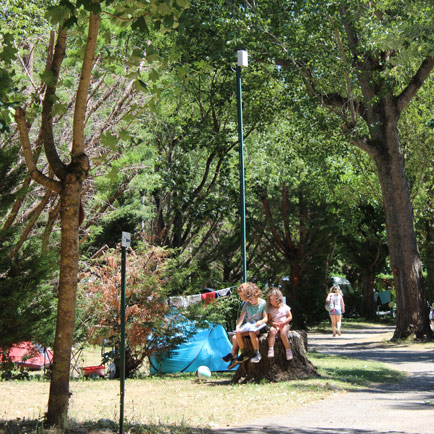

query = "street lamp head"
[237, 50, 248, 67]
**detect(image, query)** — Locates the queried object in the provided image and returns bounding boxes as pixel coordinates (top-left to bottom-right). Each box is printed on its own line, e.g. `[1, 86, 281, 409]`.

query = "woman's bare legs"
[330, 314, 338, 336]
[336, 316, 342, 336]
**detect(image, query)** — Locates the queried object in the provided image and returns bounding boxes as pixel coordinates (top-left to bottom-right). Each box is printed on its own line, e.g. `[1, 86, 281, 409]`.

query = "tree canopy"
[1, 0, 434, 426]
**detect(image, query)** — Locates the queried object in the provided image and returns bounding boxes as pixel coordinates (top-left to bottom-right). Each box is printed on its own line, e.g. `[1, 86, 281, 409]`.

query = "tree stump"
[231, 330, 319, 383]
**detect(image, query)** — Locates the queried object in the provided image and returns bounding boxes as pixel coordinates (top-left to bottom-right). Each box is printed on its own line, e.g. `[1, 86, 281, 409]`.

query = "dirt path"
[215, 325, 434, 434]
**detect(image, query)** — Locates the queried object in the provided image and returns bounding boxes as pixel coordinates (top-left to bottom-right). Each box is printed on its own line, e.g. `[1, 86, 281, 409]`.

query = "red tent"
[3, 342, 53, 370]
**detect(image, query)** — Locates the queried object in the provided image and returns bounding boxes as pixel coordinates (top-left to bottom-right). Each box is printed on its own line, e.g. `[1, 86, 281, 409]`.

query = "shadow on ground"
[215, 427, 410, 434]
[0, 419, 212, 434]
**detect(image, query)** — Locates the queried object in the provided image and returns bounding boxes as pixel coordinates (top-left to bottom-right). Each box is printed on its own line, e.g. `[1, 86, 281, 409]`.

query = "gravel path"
[214, 325, 434, 434]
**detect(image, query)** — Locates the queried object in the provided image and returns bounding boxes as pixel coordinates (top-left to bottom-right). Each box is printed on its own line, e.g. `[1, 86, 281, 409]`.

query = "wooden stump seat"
[231, 330, 319, 383]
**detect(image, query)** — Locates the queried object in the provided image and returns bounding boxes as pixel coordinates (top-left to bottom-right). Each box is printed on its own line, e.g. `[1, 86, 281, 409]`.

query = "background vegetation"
[2, 0, 434, 350]
[1, 0, 434, 426]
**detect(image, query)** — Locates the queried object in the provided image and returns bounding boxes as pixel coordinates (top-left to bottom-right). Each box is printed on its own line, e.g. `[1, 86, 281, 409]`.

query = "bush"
[77, 241, 191, 377]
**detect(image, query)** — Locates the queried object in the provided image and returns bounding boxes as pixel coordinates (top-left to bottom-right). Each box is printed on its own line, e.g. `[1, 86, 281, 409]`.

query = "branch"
[397, 56, 434, 113]
[322, 92, 349, 108]
[281, 184, 293, 247]
[262, 195, 288, 257]
[42, 28, 68, 179]
[1, 176, 31, 232]
[274, 58, 317, 98]
[73, 10, 100, 156]
[349, 136, 379, 159]
[42, 197, 61, 253]
[45, 30, 56, 72]
[15, 108, 61, 193]
[327, 13, 358, 125]
[14, 41, 38, 91]
[338, 4, 378, 123]
[9, 189, 53, 259]
[82, 172, 136, 230]
[2, 130, 44, 231]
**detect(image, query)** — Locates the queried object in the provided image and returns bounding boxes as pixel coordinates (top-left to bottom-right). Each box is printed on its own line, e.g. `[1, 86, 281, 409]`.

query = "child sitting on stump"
[226, 282, 267, 368]
[267, 288, 293, 360]
[221, 284, 248, 365]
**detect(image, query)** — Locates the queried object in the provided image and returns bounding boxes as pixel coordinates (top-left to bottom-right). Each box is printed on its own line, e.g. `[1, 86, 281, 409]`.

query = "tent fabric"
[150, 324, 234, 373]
[379, 290, 391, 305]
[3, 342, 53, 370]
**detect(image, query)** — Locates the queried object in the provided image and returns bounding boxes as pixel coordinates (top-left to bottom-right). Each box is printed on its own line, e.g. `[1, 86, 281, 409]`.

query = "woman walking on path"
[326, 286, 345, 337]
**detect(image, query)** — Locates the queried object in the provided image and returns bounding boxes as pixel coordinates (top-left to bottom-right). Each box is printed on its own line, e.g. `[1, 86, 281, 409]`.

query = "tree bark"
[371, 108, 431, 339]
[46, 177, 82, 426]
[232, 330, 318, 383]
[360, 270, 376, 320]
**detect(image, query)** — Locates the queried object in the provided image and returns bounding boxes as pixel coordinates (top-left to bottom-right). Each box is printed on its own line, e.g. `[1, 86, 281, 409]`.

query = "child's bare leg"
[267, 327, 278, 357]
[231, 335, 239, 355]
[249, 331, 262, 363]
[268, 327, 278, 349]
[236, 331, 248, 351]
[249, 331, 260, 351]
[279, 324, 290, 350]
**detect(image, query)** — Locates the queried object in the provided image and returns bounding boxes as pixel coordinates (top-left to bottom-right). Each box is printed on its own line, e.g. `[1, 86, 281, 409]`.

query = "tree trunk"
[232, 330, 318, 383]
[424, 220, 434, 303]
[360, 271, 376, 320]
[373, 108, 431, 340]
[46, 178, 81, 426]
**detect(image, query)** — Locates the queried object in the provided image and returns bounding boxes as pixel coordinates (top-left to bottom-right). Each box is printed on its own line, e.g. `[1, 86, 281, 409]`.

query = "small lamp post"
[236, 50, 248, 283]
[120, 231, 130, 434]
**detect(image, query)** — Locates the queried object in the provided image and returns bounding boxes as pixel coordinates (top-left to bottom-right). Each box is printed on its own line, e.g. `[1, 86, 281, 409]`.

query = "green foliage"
[182, 289, 241, 332]
[0, 0, 54, 131]
[0, 145, 57, 351]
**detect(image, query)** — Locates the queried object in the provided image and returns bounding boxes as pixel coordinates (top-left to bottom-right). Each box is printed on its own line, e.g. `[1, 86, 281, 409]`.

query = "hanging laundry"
[186, 294, 202, 305]
[215, 287, 232, 298]
[169, 296, 188, 308]
[170, 286, 233, 309]
[379, 290, 391, 305]
[201, 292, 216, 304]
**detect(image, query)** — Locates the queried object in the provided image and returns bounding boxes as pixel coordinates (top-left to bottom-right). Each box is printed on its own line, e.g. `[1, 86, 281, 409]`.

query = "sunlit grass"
[0, 351, 405, 433]
[309, 317, 396, 334]
[308, 352, 407, 386]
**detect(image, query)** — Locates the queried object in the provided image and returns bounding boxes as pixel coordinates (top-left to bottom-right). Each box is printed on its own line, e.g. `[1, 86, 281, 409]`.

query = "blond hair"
[237, 282, 261, 299]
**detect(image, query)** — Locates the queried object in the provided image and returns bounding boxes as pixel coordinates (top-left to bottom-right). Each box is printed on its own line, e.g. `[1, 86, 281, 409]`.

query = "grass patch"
[0, 351, 404, 433]
[308, 351, 407, 386]
[308, 317, 396, 334]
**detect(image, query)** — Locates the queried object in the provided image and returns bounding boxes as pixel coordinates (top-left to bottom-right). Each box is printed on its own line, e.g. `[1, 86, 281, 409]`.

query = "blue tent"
[150, 323, 235, 373]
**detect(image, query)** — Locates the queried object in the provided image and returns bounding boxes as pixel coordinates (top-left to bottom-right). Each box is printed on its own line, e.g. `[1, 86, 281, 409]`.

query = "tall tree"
[246, 115, 350, 324]
[11, 0, 187, 426]
[241, 0, 433, 339]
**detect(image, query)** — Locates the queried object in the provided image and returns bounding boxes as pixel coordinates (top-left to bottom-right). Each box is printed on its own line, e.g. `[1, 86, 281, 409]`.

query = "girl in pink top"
[267, 288, 293, 360]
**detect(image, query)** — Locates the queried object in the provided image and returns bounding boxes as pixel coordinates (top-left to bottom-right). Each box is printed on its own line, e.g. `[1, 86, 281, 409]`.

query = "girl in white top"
[326, 285, 345, 337]
[267, 288, 293, 360]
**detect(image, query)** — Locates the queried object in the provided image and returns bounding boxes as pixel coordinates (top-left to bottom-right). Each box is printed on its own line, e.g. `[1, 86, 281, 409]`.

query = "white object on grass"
[197, 365, 211, 379]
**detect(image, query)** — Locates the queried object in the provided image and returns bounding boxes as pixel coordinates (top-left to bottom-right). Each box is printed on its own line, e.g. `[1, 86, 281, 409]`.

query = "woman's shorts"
[329, 308, 342, 316]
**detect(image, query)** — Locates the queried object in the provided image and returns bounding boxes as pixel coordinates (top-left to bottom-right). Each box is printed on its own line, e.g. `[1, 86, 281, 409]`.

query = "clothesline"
[169, 286, 235, 309]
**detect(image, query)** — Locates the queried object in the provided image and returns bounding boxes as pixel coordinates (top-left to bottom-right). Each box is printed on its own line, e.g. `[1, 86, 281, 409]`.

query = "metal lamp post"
[236, 50, 248, 283]
[120, 231, 130, 434]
